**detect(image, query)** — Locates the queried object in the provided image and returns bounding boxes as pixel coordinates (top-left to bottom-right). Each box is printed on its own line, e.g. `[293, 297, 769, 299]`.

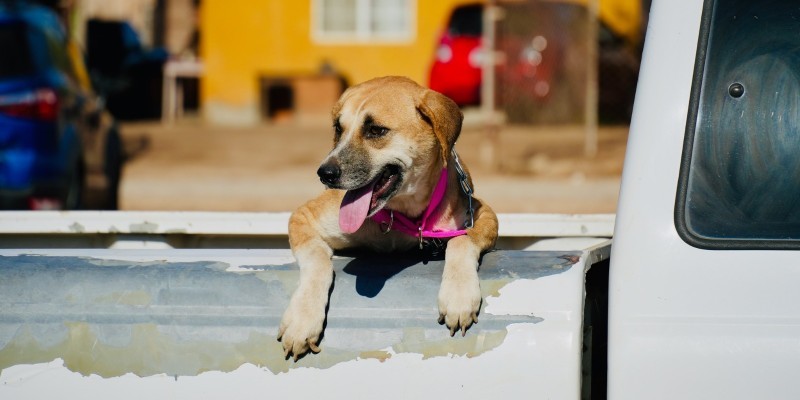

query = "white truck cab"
[610, 0, 800, 398]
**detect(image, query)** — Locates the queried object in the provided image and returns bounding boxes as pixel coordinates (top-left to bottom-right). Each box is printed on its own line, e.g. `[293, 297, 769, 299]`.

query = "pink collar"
[370, 168, 468, 241]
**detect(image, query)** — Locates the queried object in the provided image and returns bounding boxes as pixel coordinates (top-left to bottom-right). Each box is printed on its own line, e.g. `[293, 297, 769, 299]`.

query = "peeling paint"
[0, 323, 281, 377]
[485, 262, 584, 318]
[392, 328, 508, 359]
[0, 251, 580, 380]
[359, 350, 392, 362]
[0, 322, 570, 399]
[480, 279, 512, 298]
[0, 322, 512, 378]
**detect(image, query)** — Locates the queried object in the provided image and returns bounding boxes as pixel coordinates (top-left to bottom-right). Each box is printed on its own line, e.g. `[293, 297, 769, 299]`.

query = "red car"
[430, 2, 641, 123]
[428, 4, 483, 106]
[428, 3, 557, 109]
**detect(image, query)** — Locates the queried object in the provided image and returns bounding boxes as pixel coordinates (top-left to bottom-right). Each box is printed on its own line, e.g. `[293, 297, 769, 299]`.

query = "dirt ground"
[118, 118, 627, 214]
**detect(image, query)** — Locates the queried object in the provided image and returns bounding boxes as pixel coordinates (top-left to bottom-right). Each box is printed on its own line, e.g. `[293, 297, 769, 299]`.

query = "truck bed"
[0, 212, 611, 399]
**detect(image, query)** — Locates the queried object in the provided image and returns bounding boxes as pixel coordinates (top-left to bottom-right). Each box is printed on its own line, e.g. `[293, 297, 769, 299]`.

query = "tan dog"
[278, 76, 498, 360]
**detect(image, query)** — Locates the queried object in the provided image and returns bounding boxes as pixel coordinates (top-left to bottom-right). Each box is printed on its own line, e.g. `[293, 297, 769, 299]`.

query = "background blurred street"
[0, 0, 646, 213]
[118, 117, 627, 213]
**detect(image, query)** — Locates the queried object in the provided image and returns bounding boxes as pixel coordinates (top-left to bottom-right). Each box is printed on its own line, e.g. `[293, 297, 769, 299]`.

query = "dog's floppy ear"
[417, 89, 463, 165]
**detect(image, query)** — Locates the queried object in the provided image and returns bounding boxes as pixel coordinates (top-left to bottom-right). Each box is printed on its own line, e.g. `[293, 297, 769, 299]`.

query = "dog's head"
[317, 76, 463, 233]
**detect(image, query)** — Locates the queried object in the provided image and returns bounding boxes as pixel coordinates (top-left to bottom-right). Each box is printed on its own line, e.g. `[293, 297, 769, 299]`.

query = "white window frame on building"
[312, 0, 416, 44]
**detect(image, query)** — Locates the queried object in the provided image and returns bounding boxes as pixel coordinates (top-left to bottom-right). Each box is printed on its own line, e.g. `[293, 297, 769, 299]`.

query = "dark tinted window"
[0, 22, 35, 78]
[677, 0, 800, 249]
[448, 4, 482, 36]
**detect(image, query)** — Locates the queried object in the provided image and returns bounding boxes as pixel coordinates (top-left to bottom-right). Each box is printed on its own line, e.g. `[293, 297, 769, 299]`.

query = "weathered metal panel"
[0, 247, 604, 399]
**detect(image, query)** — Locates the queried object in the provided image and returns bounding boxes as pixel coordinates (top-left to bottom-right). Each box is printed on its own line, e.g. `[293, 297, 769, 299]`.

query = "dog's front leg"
[438, 200, 498, 336]
[278, 206, 336, 361]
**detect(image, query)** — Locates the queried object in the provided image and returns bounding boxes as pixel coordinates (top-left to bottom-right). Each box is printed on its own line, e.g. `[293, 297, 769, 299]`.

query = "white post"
[584, 0, 599, 157]
[481, 1, 500, 169]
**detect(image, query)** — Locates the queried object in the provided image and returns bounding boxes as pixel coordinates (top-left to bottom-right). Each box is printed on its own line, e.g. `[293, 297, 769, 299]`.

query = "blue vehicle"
[0, 2, 122, 210]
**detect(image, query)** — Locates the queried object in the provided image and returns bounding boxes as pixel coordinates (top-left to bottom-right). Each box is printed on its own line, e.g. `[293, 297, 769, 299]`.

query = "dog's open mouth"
[339, 164, 402, 233]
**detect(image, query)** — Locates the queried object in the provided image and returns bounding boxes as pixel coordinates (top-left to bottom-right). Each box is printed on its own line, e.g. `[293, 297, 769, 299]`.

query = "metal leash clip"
[380, 210, 394, 234]
[452, 148, 475, 229]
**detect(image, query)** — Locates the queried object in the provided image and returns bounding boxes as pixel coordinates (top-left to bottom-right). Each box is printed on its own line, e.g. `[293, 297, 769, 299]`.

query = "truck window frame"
[675, 0, 800, 250]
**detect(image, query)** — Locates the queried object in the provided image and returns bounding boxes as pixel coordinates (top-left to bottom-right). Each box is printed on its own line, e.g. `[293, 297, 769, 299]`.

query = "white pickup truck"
[2, 0, 798, 398]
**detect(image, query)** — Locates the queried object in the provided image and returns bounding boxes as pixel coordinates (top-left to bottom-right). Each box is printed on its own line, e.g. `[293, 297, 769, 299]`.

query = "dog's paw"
[277, 295, 326, 361]
[437, 269, 481, 337]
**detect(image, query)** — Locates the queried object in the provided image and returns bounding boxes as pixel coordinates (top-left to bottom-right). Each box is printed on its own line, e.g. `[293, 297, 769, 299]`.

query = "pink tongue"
[339, 183, 375, 233]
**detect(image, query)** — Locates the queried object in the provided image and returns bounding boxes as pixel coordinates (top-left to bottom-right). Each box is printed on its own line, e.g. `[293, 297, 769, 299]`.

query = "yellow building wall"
[201, 0, 480, 125]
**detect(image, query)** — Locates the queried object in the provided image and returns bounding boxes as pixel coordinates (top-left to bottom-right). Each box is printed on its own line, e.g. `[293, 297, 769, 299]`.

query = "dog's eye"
[333, 122, 343, 138]
[367, 125, 389, 138]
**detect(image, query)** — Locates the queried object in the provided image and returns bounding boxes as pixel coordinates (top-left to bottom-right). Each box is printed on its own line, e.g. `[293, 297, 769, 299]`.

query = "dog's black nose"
[317, 161, 341, 186]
